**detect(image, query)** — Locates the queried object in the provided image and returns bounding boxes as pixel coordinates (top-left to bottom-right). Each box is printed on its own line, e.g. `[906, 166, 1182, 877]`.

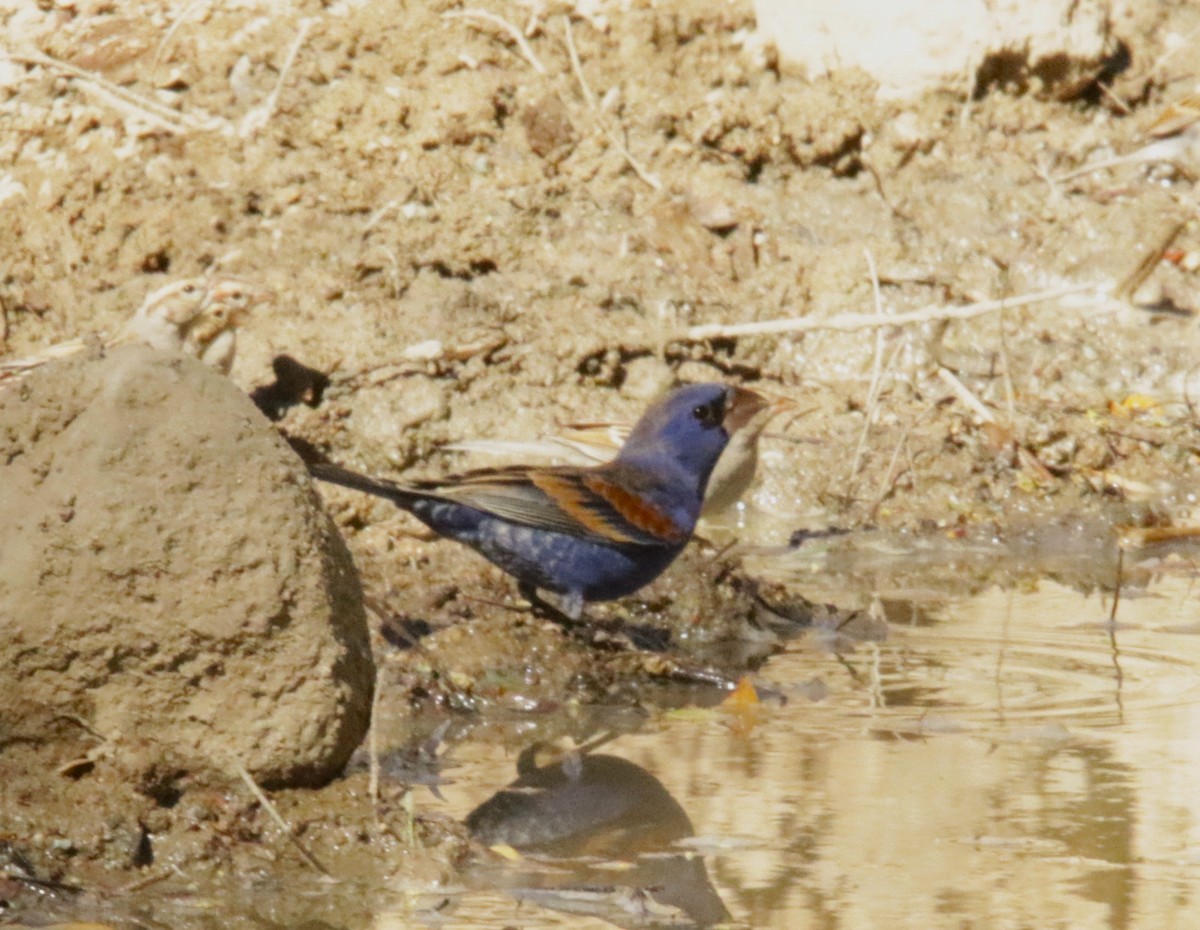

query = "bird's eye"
[692, 398, 724, 428]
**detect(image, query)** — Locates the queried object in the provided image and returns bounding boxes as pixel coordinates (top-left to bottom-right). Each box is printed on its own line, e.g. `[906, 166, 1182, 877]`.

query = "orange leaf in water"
[723, 676, 760, 709]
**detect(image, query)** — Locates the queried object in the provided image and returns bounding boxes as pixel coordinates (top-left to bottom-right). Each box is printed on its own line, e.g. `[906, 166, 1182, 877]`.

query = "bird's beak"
[722, 386, 771, 434]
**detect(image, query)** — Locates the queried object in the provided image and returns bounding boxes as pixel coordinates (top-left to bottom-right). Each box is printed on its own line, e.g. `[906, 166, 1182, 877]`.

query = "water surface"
[411, 567, 1200, 929]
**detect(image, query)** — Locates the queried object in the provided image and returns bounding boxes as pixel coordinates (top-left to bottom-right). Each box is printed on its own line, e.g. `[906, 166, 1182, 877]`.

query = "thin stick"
[265, 18, 314, 117]
[3, 50, 223, 133]
[561, 14, 596, 110]
[599, 122, 663, 190]
[368, 666, 383, 824]
[684, 283, 1097, 341]
[239, 17, 314, 137]
[998, 309, 1016, 425]
[153, 0, 211, 70]
[1096, 80, 1132, 116]
[118, 865, 178, 895]
[870, 402, 934, 519]
[561, 14, 661, 191]
[232, 761, 332, 877]
[938, 366, 1054, 481]
[1113, 218, 1189, 301]
[1032, 155, 1066, 197]
[1056, 153, 1134, 182]
[847, 249, 887, 485]
[443, 9, 547, 74]
[872, 424, 910, 517]
[937, 366, 996, 423]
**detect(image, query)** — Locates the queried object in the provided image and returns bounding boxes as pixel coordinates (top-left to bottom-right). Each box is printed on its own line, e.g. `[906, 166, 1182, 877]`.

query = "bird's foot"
[519, 583, 587, 631]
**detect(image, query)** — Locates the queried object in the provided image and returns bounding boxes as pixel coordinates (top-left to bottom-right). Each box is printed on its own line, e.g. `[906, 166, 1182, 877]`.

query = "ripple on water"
[767, 577, 1200, 738]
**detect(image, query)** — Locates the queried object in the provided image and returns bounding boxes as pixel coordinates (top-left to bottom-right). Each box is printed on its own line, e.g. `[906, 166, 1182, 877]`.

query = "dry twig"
[937, 366, 996, 424]
[1113, 218, 1190, 302]
[442, 8, 547, 74]
[560, 15, 662, 191]
[847, 249, 888, 487]
[870, 403, 936, 519]
[937, 367, 1052, 482]
[153, 0, 212, 70]
[368, 664, 383, 823]
[561, 13, 596, 110]
[239, 17, 315, 137]
[233, 761, 332, 877]
[3, 49, 225, 133]
[684, 283, 1098, 341]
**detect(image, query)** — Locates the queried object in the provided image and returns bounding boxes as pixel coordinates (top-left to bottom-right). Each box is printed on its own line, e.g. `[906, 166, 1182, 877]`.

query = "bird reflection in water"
[466, 742, 730, 927]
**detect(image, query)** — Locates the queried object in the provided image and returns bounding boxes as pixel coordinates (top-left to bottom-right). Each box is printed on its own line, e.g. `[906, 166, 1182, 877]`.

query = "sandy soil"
[2, 0, 1199, 923]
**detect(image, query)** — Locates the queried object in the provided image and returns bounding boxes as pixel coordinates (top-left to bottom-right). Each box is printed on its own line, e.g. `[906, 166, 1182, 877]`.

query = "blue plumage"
[311, 383, 767, 617]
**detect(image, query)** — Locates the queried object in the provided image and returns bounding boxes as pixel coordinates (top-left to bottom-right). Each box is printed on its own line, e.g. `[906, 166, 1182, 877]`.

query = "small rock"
[522, 93, 576, 160]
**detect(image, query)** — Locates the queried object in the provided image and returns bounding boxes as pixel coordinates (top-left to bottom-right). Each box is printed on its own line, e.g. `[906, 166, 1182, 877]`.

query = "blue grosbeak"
[444, 391, 794, 519]
[311, 383, 767, 618]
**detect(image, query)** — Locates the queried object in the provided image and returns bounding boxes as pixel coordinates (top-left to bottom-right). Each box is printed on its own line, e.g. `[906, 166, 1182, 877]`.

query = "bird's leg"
[517, 585, 746, 692]
[518, 582, 585, 630]
[561, 590, 584, 622]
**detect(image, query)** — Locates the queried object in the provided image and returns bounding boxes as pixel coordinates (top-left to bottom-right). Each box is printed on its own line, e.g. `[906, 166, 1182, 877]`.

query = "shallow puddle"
[406, 568, 1200, 929]
[17, 541, 1200, 930]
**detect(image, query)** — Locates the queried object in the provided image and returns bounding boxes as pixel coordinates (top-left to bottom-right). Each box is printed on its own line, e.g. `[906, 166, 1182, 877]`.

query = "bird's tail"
[310, 462, 418, 507]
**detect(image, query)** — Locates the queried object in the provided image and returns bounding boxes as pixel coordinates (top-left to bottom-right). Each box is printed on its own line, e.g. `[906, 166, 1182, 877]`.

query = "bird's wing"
[443, 422, 629, 465]
[426, 465, 689, 547]
[441, 437, 606, 465]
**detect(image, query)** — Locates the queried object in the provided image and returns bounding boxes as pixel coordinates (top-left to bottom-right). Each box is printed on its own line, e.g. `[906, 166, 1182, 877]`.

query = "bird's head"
[188, 278, 274, 346]
[615, 383, 768, 494]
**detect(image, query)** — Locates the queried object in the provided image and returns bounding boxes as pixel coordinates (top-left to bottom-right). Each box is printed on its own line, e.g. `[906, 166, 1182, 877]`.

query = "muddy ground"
[2, 0, 1200, 925]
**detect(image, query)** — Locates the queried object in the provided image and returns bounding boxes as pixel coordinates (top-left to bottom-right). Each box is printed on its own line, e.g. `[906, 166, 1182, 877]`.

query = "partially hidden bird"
[311, 383, 768, 619]
[0, 275, 272, 386]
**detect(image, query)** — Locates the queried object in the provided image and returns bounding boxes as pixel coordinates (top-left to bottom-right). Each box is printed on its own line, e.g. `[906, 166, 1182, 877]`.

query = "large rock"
[0, 345, 374, 788]
[754, 0, 1116, 100]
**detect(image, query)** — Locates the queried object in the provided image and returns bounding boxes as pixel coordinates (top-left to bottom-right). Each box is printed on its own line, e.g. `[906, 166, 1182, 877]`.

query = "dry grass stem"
[1114, 218, 1190, 301]
[1055, 154, 1132, 182]
[937, 366, 997, 423]
[560, 15, 662, 191]
[239, 17, 315, 137]
[938, 366, 1053, 482]
[998, 311, 1016, 425]
[847, 249, 888, 487]
[599, 123, 663, 191]
[685, 283, 1098, 341]
[1118, 524, 1200, 547]
[561, 14, 596, 110]
[368, 663, 383, 824]
[1109, 547, 1124, 625]
[871, 402, 935, 519]
[1147, 23, 1200, 78]
[1096, 81, 1132, 116]
[3, 50, 224, 133]
[443, 9, 547, 74]
[232, 760, 332, 877]
[153, 0, 212, 70]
